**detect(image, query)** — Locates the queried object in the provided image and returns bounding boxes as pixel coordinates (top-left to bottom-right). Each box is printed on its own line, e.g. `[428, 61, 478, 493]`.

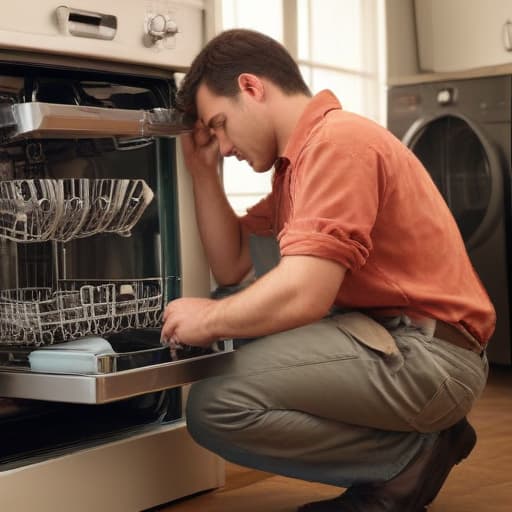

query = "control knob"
[147, 14, 178, 41]
[437, 88, 455, 106]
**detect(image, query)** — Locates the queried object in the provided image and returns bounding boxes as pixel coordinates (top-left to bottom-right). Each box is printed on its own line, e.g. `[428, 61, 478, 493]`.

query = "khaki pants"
[186, 314, 488, 486]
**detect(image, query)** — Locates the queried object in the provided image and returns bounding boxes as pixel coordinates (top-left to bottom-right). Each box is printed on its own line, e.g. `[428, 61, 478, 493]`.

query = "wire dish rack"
[0, 178, 154, 243]
[0, 278, 163, 346]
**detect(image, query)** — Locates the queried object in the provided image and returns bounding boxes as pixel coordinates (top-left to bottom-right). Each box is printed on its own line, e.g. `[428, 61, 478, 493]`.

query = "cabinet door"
[415, 0, 512, 72]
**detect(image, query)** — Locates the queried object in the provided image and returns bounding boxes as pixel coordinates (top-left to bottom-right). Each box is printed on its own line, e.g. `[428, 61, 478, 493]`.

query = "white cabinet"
[415, 0, 512, 72]
[385, 0, 420, 79]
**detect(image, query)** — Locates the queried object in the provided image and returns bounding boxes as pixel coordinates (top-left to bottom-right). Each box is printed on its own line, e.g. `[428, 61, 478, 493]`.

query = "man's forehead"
[196, 82, 219, 108]
[196, 85, 228, 127]
[196, 84, 215, 117]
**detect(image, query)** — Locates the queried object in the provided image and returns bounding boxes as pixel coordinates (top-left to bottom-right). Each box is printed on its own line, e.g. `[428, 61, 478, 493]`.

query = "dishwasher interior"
[0, 63, 232, 471]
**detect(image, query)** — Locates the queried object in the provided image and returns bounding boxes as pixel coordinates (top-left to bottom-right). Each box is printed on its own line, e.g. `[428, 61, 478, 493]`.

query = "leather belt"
[434, 321, 483, 355]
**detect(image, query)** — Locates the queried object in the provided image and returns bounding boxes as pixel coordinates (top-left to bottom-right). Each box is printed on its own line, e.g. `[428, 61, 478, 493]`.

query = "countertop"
[388, 62, 512, 86]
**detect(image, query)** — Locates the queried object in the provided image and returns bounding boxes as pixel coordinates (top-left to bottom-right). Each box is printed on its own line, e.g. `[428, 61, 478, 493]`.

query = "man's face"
[196, 82, 278, 172]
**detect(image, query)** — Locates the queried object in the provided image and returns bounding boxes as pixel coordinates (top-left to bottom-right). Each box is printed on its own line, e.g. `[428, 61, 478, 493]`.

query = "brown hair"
[176, 29, 311, 124]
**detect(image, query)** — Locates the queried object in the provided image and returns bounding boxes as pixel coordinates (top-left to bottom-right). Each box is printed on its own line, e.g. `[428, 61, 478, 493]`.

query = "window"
[221, 0, 283, 40]
[219, 0, 385, 215]
[297, 0, 383, 122]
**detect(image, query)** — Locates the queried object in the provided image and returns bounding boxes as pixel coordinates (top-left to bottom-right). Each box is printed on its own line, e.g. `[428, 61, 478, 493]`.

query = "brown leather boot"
[297, 418, 476, 512]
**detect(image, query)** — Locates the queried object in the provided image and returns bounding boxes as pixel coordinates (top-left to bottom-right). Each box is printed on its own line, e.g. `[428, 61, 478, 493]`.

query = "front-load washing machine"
[388, 75, 511, 365]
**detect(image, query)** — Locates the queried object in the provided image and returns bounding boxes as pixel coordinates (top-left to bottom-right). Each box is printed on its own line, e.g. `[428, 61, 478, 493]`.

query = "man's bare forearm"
[191, 171, 251, 285]
[206, 255, 347, 339]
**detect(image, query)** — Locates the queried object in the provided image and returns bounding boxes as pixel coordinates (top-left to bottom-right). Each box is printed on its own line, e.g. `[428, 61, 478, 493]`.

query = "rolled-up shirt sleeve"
[278, 139, 385, 271]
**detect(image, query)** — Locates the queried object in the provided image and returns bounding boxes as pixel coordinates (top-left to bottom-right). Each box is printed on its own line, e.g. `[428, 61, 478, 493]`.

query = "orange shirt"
[240, 90, 496, 345]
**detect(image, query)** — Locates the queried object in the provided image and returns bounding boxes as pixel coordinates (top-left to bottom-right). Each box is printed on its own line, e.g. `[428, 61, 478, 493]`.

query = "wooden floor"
[156, 365, 512, 512]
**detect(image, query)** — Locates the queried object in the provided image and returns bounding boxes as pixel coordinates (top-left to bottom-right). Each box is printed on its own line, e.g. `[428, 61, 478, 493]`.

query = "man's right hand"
[180, 120, 220, 178]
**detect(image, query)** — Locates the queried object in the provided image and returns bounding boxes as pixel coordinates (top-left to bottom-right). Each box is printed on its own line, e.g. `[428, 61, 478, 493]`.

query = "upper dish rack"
[0, 178, 154, 243]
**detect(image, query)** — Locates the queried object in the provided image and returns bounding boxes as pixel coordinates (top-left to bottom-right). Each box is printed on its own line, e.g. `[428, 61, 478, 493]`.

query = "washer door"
[403, 114, 503, 250]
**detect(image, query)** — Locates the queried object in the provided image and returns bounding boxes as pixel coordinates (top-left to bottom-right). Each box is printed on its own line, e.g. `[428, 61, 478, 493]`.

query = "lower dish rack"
[0, 278, 164, 346]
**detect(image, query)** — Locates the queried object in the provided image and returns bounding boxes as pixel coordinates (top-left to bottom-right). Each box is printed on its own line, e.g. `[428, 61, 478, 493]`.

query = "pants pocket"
[410, 377, 475, 433]
[335, 312, 400, 356]
[335, 312, 404, 372]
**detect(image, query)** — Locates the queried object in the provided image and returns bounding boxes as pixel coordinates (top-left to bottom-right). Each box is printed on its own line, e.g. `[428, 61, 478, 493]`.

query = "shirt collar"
[277, 90, 342, 170]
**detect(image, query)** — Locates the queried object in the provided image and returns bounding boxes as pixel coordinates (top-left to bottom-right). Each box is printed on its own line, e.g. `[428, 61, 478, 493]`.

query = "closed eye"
[208, 114, 226, 131]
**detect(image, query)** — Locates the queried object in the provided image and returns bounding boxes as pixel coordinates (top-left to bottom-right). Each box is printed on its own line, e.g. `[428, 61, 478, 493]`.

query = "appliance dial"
[437, 88, 455, 106]
[148, 14, 178, 41]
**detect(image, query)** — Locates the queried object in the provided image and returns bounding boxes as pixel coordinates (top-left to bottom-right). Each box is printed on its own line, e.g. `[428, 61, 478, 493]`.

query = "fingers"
[161, 309, 184, 361]
[179, 121, 220, 176]
[161, 316, 176, 343]
[162, 301, 171, 323]
[162, 333, 181, 350]
[180, 121, 213, 150]
[179, 131, 195, 154]
[160, 332, 183, 361]
[193, 120, 213, 147]
[161, 305, 177, 343]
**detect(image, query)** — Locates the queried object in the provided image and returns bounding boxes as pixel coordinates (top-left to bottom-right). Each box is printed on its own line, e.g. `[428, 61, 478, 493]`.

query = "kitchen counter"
[388, 62, 512, 86]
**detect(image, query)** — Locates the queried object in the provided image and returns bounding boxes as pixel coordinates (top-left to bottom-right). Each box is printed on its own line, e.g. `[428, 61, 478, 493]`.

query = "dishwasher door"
[0, 339, 234, 404]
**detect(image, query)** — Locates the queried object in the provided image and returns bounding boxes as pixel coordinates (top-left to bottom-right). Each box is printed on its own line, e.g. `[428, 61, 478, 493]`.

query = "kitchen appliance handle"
[0, 349, 235, 404]
[56, 6, 117, 41]
[0, 102, 192, 142]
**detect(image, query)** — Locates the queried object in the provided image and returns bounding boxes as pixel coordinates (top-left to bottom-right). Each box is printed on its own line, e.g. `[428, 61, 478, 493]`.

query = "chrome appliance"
[0, 2, 231, 510]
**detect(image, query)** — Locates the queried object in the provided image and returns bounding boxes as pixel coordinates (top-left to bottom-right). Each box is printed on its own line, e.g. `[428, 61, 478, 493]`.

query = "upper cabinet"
[385, 0, 420, 81]
[416, 0, 512, 72]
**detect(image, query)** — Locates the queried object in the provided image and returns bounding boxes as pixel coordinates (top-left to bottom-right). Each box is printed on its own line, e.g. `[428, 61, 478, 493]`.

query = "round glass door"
[408, 115, 493, 243]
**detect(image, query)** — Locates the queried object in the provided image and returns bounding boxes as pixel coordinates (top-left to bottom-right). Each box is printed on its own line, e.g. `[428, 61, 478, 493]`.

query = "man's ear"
[237, 73, 265, 101]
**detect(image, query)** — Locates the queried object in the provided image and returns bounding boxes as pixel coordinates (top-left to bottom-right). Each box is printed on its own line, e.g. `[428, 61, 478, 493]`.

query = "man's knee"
[186, 378, 216, 445]
[185, 375, 263, 448]
[186, 376, 240, 444]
